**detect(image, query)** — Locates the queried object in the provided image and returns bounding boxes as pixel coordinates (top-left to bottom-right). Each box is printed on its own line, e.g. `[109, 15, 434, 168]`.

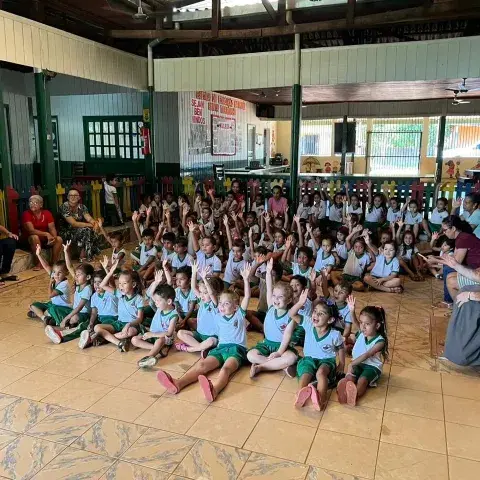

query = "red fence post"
[6, 186, 19, 235]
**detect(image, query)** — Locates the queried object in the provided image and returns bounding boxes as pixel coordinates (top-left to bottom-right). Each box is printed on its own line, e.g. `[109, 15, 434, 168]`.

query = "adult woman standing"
[21, 195, 62, 269]
[0, 222, 18, 286]
[58, 189, 101, 261]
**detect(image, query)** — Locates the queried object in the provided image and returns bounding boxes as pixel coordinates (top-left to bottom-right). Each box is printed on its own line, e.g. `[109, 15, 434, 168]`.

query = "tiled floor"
[0, 274, 480, 479]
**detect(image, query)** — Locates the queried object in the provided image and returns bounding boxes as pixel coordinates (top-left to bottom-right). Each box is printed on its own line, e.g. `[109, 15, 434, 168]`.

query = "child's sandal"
[157, 370, 179, 394]
[174, 342, 189, 352]
[294, 386, 312, 408]
[198, 375, 216, 403]
[336, 378, 348, 404]
[346, 381, 358, 407]
[309, 384, 322, 411]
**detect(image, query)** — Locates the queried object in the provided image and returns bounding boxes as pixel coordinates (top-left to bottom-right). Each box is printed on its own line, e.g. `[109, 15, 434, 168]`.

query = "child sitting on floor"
[157, 263, 252, 403]
[287, 289, 345, 411]
[132, 283, 179, 368]
[247, 258, 299, 379]
[337, 305, 388, 406]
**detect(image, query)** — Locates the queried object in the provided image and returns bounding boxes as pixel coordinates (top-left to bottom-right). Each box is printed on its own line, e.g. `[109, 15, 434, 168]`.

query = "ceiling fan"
[446, 78, 480, 94]
[249, 91, 267, 98]
[103, 0, 149, 22]
[452, 91, 470, 106]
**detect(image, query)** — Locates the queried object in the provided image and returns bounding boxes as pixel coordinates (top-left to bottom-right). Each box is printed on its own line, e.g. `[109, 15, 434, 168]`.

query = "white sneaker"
[138, 356, 158, 368]
[78, 330, 91, 350]
[44, 325, 62, 344]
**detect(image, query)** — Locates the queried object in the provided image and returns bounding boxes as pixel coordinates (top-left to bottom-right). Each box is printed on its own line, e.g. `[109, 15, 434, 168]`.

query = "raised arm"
[265, 258, 274, 308]
[451, 197, 462, 216]
[162, 259, 173, 286]
[363, 230, 378, 256]
[283, 205, 289, 230]
[35, 244, 52, 275]
[346, 225, 362, 250]
[288, 288, 309, 319]
[99, 257, 119, 294]
[131, 211, 142, 244]
[62, 241, 75, 278]
[199, 266, 218, 307]
[146, 269, 164, 299]
[264, 212, 272, 237]
[188, 221, 200, 253]
[294, 215, 304, 247]
[395, 219, 405, 244]
[190, 260, 201, 297]
[223, 215, 233, 250]
[96, 218, 113, 246]
[240, 263, 252, 311]
[281, 236, 292, 264]
[367, 180, 373, 206]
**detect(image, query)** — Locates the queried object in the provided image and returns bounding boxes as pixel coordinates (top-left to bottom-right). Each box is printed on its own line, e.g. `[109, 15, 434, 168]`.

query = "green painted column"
[143, 88, 156, 190]
[435, 115, 446, 183]
[290, 83, 302, 206]
[34, 70, 57, 211]
[0, 78, 12, 191]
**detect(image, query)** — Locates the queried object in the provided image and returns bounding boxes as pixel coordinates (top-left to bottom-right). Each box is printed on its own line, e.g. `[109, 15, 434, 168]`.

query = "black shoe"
[117, 338, 130, 353]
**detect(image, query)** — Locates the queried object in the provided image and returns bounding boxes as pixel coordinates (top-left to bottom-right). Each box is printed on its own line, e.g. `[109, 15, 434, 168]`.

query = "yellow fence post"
[56, 184, 65, 207]
[224, 177, 232, 193]
[91, 180, 103, 219]
[124, 178, 133, 217]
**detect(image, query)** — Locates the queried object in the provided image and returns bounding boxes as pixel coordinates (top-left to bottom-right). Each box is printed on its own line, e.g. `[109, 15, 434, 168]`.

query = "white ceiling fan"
[452, 91, 470, 106]
[446, 78, 480, 94]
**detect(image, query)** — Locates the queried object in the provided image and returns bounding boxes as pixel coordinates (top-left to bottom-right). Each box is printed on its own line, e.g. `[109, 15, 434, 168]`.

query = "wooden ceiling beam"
[261, 0, 276, 22]
[347, 0, 356, 26]
[212, 0, 221, 37]
[277, 0, 286, 26]
[110, 1, 480, 40]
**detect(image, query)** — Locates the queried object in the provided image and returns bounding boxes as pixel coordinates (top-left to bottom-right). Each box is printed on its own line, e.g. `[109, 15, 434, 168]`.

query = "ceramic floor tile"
[175, 439, 250, 480]
[384, 386, 444, 420]
[381, 411, 446, 454]
[0, 340, 32, 362]
[212, 382, 275, 416]
[39, 352, 102, 378]
[3, 325, 55, 348]
[444, 395, 480, 428]
[276, 375, 299, 393]
[122, 429, 197, 473]
[232, 366, 286, 390]
[107, 347, 156, 365]
[0, 323, 28, 341]
[135, 397, 207, 434]
[0, 429, 17, 450]
[319, 403, 383, 440]
[32, 447, 115, 479]
[2, 371, 70, 401]
[307, 466, 367, 479]
[63, 342, 118, 359]
[73, 417, 147, 458]
[391, 349, 436, 370]
[448, 456, 480, 480]
[41, 378, 114, 411]
[262, 390, 322, 428]
[446, 422, 480, 461]
[153, 351, 199, 373]
[375, 441, 448, 479]
[0, 435, 66, 480]
[388, 366, 442, 393]
[307, 430, 378, 479]
[329, 385, 387, 410]
[238, 452, 309, 480]
[0, 394, 19, 411]
[87, 387, 158, 422]
[442, 374, 480, 401]
[78, 360, 139, 387]
[0, 364, 34, 391]
[26, 408, 100, 445]
[0, 397, 58, 433]
[121, 368, 180, 395]
[2, 345, 65, 369]
[187, 406, 259, 448]
[102, 461, 170, 480]
[244, 417, 316, 463]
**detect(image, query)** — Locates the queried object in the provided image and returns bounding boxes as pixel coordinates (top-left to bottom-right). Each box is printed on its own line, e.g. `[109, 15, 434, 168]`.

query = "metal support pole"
[34, 69, 57, 211]
[143, 88, 156, 190]
[0, 77, 12, 191]
[435, 115, 446, 183]
[289, 33, 301, 207]
[341, 114, 348, 175]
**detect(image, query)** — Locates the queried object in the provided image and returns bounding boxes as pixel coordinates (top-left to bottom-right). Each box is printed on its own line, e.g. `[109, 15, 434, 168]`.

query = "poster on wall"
[211, 115, 236, 156]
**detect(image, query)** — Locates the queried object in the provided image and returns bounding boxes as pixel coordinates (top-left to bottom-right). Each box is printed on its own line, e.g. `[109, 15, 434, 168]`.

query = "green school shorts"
[297, 356, 337, 384]
[351, 363, 382, 386]
[45, 305, 90, 326]
[290, 325, 305, 346]
[99, 316, 131, 333]
[207, 343, 248, 366]
[193, 331, 217, 343]
[428, 221, 442, 233]
[363, 221, 379, 231]
[329, 220, 343, 230]
[250, 339, 298, 357]
[342, 274, 362, 284]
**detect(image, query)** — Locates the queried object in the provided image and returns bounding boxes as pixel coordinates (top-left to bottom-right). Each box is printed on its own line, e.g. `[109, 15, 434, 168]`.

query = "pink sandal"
[346, 381, 358, 406]
[336, 378, 348, 404]
[175, 342, 189, 352]
[198, 375, 216, 402]
[309, 384, 321, 411]
[157, 370, 179, 394]
[294, 386, 312, 408]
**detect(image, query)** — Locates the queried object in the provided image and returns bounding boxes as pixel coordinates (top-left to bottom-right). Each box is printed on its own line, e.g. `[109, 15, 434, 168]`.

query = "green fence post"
[435, 116, 446, 184]
[34, 69, 57, 212]
[143, 90, 155, 191]
[0, 77, 12, 191]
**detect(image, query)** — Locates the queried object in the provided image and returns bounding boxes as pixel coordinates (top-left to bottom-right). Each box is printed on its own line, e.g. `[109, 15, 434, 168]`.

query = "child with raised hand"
[43, 241, 93, 344]
[328, 192, 344, 232]
[131, 284, 178, 368]
[331, 226, 372, 292]
[337, 305, 388, 406]
[309, 191, 327, 228]
[157, 263, 253, 403]
[305, 223, 321, 258]
[287, 289, 345, 411]
[247, 258, 298, 379]
[296, 193, 311, 221]
[423, 196, 449, 239]
[344, 182, 363, 219]
[131, 211, 159, 280]
[287, 245, 314, 282]
[94, 260, 145, 352]
[29, 244, 71, 323]
[334, 226, 349, 265]
[363, 235, 402, 293]
[97, 218, 126, 271]
[313, 237, 337, 278]
[78, 269, 119, 349]
[364, 180, 387, 235]
[386, 196, 403, 237]
[163, 263, 196, 330]
[170, 236, 193, 274]
[403, 197, 423, 238]
[396, 222, 422, 281]
[428, 232, 455, 279]
[223, 215, 247, 289]
[189, 220, 222, 279]
[174, 262, 221, 356]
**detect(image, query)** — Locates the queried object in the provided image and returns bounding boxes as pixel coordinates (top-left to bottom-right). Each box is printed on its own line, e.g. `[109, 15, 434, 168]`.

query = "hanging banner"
[211, 115, 236, 156]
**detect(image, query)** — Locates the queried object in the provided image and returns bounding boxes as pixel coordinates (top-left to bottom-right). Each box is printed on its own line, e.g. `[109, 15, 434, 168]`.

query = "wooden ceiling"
[221, 79, 480, 105]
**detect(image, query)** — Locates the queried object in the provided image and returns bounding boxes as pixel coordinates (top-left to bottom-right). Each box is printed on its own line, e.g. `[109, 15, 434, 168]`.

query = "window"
[444, 116, 480, 158]
[300, 120, 334, 156]
[83, 116, 144, 162]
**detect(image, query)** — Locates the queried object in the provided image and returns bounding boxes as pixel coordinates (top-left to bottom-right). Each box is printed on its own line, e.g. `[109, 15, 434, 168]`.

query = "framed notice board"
[211, 115, 236, 156]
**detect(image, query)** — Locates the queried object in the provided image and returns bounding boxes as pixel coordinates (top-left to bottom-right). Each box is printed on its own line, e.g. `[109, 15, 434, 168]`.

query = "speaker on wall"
[256, 104, 275, 118]
[334, 122, 356, 154]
